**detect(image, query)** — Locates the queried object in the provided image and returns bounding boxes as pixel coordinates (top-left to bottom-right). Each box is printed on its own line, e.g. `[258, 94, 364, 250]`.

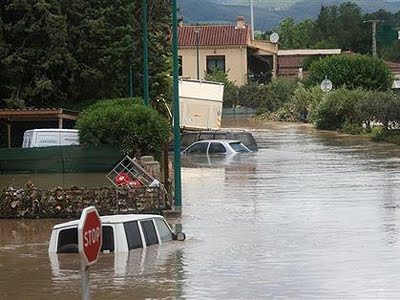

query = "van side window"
[154, 219, 173, 242]
[57, 228, 78, 253]
[124, 221, 143, 250]
[101, 226, 115, 252]
[141, 220, 159, 246]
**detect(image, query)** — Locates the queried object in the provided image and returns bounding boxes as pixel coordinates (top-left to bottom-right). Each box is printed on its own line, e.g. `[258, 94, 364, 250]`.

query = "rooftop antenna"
[250, 0, 254, 39]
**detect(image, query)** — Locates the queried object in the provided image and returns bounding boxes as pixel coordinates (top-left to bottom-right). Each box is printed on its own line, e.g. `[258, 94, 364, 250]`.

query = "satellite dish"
[270, 32, 279, 43]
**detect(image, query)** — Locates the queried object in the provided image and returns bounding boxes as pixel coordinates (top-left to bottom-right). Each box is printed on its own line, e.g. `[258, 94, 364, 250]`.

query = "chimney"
[236, 16, 245, 29]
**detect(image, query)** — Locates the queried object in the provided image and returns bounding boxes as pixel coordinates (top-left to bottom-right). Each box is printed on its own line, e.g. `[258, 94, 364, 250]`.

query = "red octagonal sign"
[78, 206, 102, 267]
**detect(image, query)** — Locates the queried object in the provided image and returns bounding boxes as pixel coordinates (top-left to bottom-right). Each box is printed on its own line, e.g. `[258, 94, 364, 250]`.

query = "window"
[101, 226, 115, 252]
[179, 56, 183, 76]
[229, 142, 250, 153]
[57, 228, 78, 253]
[209, 142, 226, 154]
[141, 220, 159, 246]
[124, 221, 143, 250]
[154, 219, 173, 242]
[185, 142, 208, 154]
[207, 56, 225, 73]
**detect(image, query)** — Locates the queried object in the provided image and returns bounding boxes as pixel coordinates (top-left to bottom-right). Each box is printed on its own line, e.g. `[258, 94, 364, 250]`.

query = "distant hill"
[178, 0, 400, 30]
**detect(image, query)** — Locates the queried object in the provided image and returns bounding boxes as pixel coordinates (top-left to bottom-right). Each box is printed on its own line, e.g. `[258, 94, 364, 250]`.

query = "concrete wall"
[179, 46, 248, 86]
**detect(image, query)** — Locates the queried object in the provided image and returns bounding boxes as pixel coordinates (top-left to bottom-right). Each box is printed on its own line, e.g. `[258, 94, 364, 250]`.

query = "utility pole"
[250, 0, 254, 40]
[364, 20, 383, 58]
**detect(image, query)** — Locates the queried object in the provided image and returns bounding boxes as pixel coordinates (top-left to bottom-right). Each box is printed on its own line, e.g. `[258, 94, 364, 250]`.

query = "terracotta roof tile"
[178, 25, 250, 47]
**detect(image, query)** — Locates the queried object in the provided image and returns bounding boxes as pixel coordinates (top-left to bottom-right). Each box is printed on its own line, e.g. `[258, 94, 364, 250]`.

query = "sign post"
[78, 206, 102, 300]
[321, 76, 333, 92]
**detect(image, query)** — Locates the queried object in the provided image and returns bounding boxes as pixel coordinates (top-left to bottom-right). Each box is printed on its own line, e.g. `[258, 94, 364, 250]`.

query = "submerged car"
[49, 214, 185, 253]
[170, 129, 258, 152]
[182, 139, 252, 155]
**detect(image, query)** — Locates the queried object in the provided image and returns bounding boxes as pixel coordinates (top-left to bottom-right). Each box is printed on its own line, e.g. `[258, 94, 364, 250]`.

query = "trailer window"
[57, 228, 78, 253]
[141, 220, 159, 246]
[124, 221, 143, 250]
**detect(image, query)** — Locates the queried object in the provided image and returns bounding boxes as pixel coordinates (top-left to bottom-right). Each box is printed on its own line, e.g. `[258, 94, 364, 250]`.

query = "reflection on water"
[3, 118, 400, 298]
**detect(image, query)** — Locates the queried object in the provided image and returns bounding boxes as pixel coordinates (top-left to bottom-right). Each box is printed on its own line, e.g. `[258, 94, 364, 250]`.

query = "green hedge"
[307, 54, 393, 91]
[76, 98, 170, 156]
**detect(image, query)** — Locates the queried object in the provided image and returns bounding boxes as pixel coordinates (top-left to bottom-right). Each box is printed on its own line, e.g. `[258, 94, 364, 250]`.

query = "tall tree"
[312, 2, 370, 53]
[0, 0, 172, 109]
[276, 18, 315, 49]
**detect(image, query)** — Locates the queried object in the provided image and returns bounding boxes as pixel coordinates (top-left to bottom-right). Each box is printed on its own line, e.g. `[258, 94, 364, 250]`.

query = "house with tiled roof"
[277, 49, 342, 78]
[178, 17, 278, 85]
[385, 61, 400, 89]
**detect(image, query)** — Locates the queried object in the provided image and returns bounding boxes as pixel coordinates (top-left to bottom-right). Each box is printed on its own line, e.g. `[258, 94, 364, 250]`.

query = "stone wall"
[0, 183, 169, 219]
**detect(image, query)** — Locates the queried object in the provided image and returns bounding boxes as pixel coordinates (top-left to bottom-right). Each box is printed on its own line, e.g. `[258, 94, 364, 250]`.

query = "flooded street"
[3, 119, 400, 299]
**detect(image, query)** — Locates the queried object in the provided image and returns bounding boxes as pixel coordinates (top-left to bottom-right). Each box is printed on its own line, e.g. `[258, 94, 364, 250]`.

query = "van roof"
[24, 129, 79, 133]
[52, 214, 163, 230]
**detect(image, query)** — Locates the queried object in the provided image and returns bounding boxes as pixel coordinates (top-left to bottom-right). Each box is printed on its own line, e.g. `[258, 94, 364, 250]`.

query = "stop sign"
[78, 206, 102, 267]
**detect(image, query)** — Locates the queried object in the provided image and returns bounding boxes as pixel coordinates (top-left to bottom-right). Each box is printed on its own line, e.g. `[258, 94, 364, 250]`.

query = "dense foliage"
[76, 98, 170, 156]
[273, 2, 400, 62]
[0, 0, 172, 109]
[313, 89, 400, 131]
[237, 78, 298, 113]
[307, 54, 393, 91]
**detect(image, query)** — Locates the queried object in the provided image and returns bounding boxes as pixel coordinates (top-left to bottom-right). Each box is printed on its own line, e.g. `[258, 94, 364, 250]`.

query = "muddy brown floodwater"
[2, 118, 400, 299]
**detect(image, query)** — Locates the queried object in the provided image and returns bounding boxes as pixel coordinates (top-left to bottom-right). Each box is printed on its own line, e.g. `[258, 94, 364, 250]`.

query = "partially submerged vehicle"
[182, 139, 252, 155]
[170, 130, 258, 152]
[22, 129, 79, 148]
[49, 214, 185, 254]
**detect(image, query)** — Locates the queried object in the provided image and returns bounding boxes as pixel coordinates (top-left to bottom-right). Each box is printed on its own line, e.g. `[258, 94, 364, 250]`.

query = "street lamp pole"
[142, 0, 149, 106]
[172, 0, 182, 208]
[195, 30, 200, 80]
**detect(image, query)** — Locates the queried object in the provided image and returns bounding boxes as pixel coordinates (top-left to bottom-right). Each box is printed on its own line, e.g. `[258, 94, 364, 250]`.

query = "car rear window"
[229, 142, 250, 153]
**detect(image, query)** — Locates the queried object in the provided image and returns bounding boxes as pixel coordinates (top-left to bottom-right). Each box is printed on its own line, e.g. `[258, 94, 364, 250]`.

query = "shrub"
[238, 83, 266, 109]
[290, 85, 324, 122]
[371, 127, 400, 145]
[238, 78, 298, 113]
[76, 98, 171, 156]
[313, 88, 366, 130]
[204, 70, 239, 108]
[307, 54, 393, 91]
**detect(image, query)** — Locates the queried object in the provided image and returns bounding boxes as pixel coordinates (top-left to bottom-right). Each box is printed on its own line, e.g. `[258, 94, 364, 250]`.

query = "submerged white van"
[22, 129, 80, 148]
